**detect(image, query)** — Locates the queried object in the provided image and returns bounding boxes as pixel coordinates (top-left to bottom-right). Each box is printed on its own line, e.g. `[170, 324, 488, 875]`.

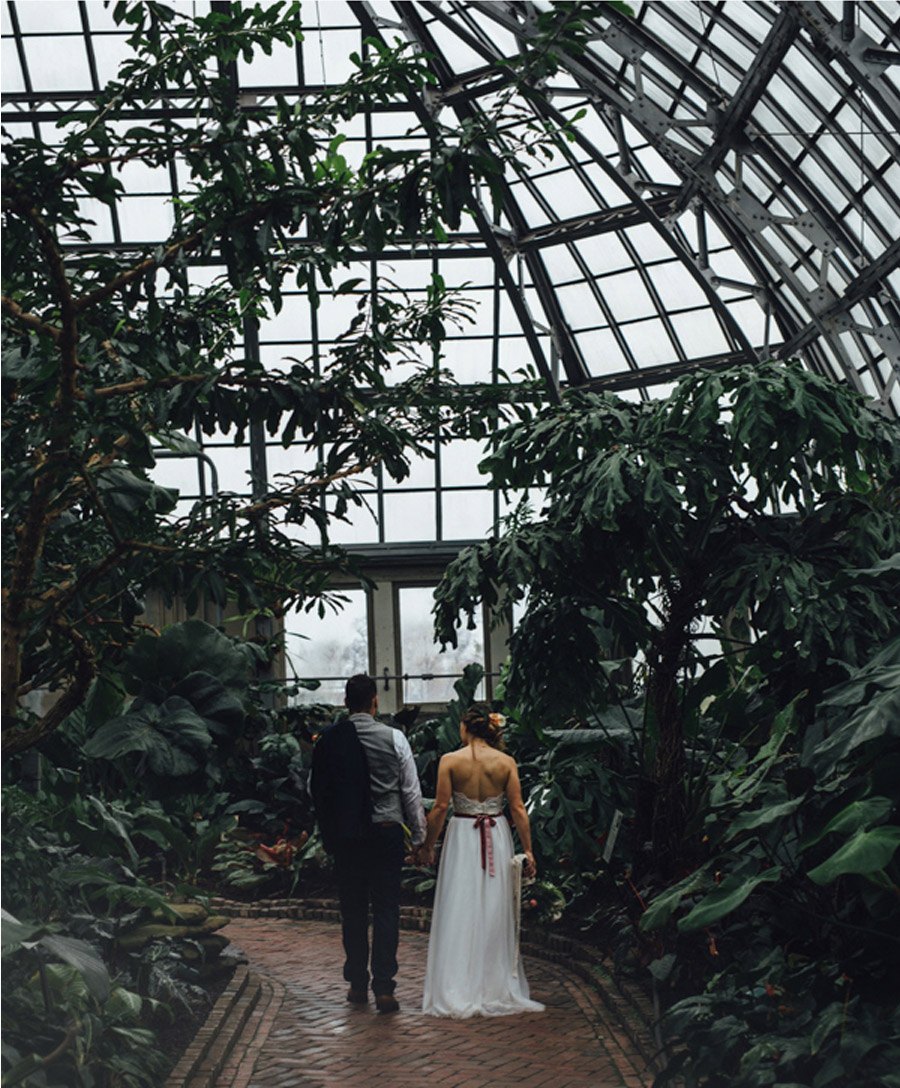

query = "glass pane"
[16, 1, 83, 33]
[203, 446, 253, 494]
[22, 37, 93, 91]
[647, 264, 710, 311]
[440, 337, 495, 384]
[597, 271, 659, 322]
[392, 449, 436, 491]
[382, 491, 435, 543]
[150, 454, 201, 497]
[89, 34, 133, 85]
[1, 40, 25, 92]
[325, 492, 379, 545]
[440, 439, 487, 487]
[237, 39, 298, 86]
[398, 586, 485, 705]
[441, 488, 494, 541]
[284, 588, 369, 706]
[576, 326, 630, 375]
[669, 309, 731, 357]
[617, 318, 676, 365]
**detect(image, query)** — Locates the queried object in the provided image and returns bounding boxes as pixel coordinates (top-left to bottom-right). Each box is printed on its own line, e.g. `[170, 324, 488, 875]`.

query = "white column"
[369, 580, 399, 715]
[487, 610, 512, 702]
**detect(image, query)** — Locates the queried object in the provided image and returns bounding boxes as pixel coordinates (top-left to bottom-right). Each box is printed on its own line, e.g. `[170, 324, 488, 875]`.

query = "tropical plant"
[1, 0, 560, 760]
[82, 620, 254, 785]
[639, 638, 900, 1086]
[434, 360, 900, 871]
[1, 916, 170, 1088]
[1, 790, 199, 1086]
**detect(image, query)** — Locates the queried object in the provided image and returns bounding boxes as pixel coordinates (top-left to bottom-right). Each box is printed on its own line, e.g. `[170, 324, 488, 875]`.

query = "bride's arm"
[506, 760, 537, 878]
[420, 754, 453, 864]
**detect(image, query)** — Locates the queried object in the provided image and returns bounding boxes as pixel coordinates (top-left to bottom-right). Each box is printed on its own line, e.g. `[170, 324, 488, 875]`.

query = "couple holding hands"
[310, 673, 543, 1019]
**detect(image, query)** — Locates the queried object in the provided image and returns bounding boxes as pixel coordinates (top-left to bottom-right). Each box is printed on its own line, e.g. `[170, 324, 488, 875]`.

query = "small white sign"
[603, 809, 624, 863]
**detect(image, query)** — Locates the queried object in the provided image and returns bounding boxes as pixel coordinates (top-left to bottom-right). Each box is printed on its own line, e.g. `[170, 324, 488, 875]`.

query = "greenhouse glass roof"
[2, 0, 898, 545]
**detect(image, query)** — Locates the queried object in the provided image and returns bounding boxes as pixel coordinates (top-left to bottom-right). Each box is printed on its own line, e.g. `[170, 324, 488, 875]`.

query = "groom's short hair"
[345, 674, 377, 713]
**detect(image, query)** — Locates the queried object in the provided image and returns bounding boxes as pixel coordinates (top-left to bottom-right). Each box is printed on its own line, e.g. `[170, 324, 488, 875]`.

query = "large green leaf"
[640, 869, 708, 932]
[105, 986, 143, 1021]
[801, 796, 894, 851]
[84, 698, 211, 776]
[84, 670, 127, 730]
[677, 867, 781, 931]
[807, 825, 900, 885]
[154, 697, 216, 748]
[1, 1052, 46, 1086]
[170, 671, 246, 734]
[95, 465, 177, 516]
[86, 795, 139, 869]
[1, 910, 110, 1002]
[124, 619, 253, 695]
[731, 696, 801, 803]
[810, 687, 900, 770]
[39, 934, 111, 1002]
[0, 908, 42, 954]
[724, 797, 804, 840]
[818, 638, 900, 709]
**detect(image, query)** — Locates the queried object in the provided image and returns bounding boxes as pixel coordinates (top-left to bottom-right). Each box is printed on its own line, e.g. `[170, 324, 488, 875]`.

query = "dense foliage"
[4, 1, 898, 1085]
[1, 0, 561, 760]
[436, 360, 899, 865]
[0, 1, 575, 1081]
[434, 360, 900, 1086]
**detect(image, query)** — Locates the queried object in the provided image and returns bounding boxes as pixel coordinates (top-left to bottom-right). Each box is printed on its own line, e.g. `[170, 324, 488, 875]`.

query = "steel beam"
[671, 5, 802, 216]
[779, 238, 900, 356]
[584, 347, 785, 394]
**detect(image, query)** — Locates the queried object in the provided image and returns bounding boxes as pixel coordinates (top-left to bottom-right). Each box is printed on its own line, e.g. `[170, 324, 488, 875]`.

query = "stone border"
[165, 964, 285, 1088]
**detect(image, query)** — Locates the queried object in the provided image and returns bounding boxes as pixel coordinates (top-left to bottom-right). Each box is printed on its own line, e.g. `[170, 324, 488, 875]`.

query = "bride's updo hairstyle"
[461, 706, 505, 750]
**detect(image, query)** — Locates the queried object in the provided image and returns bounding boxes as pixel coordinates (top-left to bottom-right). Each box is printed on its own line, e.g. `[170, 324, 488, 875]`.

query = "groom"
[310, 674, 427, 1013]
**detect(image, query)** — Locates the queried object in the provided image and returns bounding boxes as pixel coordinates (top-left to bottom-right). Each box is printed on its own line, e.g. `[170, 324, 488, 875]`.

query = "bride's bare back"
[444, 744, 513, 801]
[422, 733, 536, 879]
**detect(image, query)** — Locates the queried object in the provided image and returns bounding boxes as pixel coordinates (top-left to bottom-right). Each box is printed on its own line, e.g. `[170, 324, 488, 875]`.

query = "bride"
[418, 706, 545, 1018]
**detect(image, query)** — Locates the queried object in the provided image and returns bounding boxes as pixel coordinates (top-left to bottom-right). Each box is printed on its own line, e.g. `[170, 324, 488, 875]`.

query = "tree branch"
[2, 621, 96, 756]
[1, 296, 62, 341]
[73, 228, 207, 314]
[238, 458, 378, 519]
[71, 193, 303, 315]
[36, 1022, 80, 1071]
[92, 372, 210, 398]
[2, 204, 80, 721]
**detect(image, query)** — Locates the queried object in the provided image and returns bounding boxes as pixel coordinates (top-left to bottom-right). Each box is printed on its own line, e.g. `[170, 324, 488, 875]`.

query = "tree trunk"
[647, 580, 696, 875]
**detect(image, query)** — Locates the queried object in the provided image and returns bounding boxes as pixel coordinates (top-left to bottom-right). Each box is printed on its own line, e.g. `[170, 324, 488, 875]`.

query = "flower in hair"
[488, 712, 505, 728]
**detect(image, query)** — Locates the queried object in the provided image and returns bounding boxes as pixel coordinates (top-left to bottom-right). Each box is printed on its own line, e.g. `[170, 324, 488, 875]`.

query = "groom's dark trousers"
[332, 824, 405, 996]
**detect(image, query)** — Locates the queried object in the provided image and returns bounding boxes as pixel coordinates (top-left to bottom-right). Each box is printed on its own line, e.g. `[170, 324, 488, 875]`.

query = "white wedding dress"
[422, 791, 545, 1018]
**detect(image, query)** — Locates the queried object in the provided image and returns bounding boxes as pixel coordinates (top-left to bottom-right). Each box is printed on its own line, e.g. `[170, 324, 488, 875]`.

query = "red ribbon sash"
[456, 813, 497, 876]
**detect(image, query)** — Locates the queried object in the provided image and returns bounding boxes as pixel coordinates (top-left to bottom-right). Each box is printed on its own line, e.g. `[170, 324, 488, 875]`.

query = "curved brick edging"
[519, 930, 662, 1073]
[165, 964, 285, 1088]
[201, 897, 662, 1081]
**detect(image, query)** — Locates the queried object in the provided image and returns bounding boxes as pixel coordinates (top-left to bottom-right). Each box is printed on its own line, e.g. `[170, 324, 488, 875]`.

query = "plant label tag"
[603, 809, 624, 863]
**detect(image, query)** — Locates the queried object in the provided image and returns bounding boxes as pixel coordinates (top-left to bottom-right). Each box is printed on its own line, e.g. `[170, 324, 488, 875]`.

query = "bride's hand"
[415, 844, 435, 867]
[523, 851, 536, 879]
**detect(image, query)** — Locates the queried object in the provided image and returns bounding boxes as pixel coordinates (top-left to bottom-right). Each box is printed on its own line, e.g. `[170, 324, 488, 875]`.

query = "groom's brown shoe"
[346, 987, 368, 1005]
[375, 994, 399, 1014]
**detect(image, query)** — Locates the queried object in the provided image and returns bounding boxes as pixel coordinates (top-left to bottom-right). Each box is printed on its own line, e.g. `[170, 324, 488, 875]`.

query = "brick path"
[219, 917, 651, 1088]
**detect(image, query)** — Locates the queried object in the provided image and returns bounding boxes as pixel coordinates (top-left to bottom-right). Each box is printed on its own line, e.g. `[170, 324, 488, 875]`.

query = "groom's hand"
[414, 844, 435, 867]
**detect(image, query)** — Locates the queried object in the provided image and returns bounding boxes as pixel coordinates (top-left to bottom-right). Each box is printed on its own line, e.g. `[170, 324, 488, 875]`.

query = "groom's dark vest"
[310, 717, 374, 854]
